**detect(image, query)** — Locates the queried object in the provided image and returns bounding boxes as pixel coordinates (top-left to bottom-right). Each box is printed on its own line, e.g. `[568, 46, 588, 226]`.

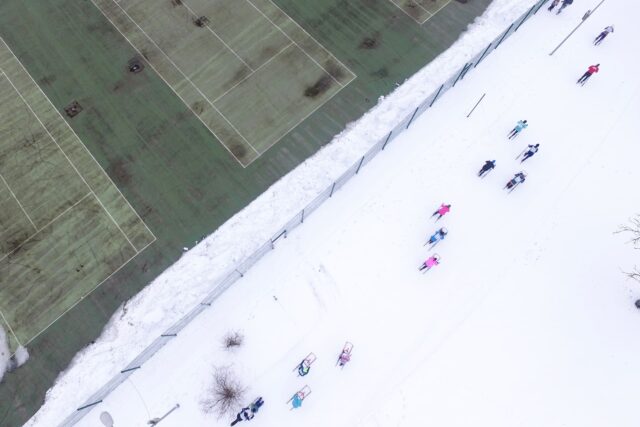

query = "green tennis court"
[0, 0, 493, 425]
[0, 38, 155, 352]
[92, 0, 355, 166]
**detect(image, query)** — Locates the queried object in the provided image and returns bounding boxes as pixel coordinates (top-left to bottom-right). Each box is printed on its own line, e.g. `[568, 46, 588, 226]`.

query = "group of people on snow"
[548, 0, 613, 84]
[443, 14, 615, 276]
[419, 204, 452, 272]
[478, 118, 538, 192]
[237, 9, 618, 424]
[576, 25, 613, 84]
[230, 342, 353, 423]
[288, 343, 353, 412]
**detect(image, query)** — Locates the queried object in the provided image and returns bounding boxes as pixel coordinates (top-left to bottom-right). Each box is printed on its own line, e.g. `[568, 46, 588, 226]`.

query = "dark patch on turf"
[359, 32, 381, 50]
[304, 75, 333, 98]
[372, 67, 389, 78]
[38, 75, 56, 87]
[107, 157, 133, 185]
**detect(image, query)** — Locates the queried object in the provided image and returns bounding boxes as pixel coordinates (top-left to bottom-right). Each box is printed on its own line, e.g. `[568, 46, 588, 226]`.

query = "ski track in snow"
[24, 1, 640, 426]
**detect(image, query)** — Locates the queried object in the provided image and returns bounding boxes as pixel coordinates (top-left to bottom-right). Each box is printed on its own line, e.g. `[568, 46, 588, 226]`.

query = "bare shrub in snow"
[222, 331, 244, 350]
[201, 366, 245, 418]
[616, 215, 640, 283]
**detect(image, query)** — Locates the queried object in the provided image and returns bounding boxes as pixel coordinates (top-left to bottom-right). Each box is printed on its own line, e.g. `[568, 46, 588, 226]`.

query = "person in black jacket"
[504, 171, 527, 190]
[520, 144, 539, 163]
[230, 407, 253, 426]
[478, 160, 496, 177]
[230, 397, 264, 426]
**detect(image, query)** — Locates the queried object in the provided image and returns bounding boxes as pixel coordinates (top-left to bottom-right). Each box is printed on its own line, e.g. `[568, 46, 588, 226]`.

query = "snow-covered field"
[24, 0, 640, 426]
[0, 327, 8, 382]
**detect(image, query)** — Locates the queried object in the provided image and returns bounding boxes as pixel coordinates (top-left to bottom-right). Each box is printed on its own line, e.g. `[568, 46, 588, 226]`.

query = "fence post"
[459, 63, 472, 81]
[429, 84, 444, 107]
[381, 131, 392, 150]
[406, 107, 419, 128]
[355, 156, 365, 174]
[534, 0, 547, 14]
[515, 5, 535, 32]
[329, 182, 336, 197]
[271, 229, 287, 247]
[452, 63, 470, 87]
[474, 43, 492, 68]
[494, 24, 514, 49]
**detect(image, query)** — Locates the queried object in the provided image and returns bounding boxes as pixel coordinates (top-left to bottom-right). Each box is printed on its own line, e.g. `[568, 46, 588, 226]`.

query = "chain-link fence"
[58, 1, 547, 424]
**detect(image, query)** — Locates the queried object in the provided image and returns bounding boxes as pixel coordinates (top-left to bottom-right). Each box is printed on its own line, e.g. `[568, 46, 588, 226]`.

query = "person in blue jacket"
[427, 228, 448, 246]
[508, 120, 528, 139]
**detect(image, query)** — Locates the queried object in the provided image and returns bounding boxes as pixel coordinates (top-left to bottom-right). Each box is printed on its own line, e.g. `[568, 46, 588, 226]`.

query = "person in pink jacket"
[431, 203, 451, 221]
[419, 254, 440, 272]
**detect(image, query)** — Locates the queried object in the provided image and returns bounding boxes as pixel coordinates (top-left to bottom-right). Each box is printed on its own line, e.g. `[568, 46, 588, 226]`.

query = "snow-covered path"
[28, 1, 640, 426]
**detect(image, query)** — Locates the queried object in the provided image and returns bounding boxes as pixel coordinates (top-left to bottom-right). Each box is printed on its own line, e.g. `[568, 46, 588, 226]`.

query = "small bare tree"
[616, 215, 640, 283]
[201, 366, 246, 418]
[222, 331, 244, 350]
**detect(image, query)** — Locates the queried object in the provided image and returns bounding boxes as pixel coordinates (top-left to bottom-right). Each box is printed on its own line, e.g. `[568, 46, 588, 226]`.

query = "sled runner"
[287, 385, 312, 410]
[294, 353, 316, 376]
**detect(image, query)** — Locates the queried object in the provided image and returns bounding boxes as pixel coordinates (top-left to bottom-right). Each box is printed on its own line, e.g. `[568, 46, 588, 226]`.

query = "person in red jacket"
[577, 64, 599, 85]
[431, 203, 451, 221]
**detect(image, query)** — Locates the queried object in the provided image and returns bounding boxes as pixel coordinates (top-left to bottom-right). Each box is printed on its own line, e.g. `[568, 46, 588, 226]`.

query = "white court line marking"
[177, 0, 255, 71]
[388, 0, 431, 25]
[245, 0, 343, 88]
[258, 0, 356, 80]
[0, 37, 157, 247]
[0, 192, 93, 263]
[111, 0, 260, 157]
[387, 0, 452, 25]
[22, 237, 155, 348]
[0, 309, 23, 349]
[93, 0, 357, 166]
[123, 0, 254, 71]
[0, 172, 38, 231]
[0, 70, 137, 253]
[212, 42, 293, 104]
[0, 39, 158, 350]
[86, 1, 253, 166]
[255, 71, 354, 155]
[428, 0, 452, 19]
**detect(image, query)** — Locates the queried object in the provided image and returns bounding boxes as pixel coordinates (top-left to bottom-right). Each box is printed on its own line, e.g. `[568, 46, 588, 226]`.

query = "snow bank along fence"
[58, 1, 548, 425]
